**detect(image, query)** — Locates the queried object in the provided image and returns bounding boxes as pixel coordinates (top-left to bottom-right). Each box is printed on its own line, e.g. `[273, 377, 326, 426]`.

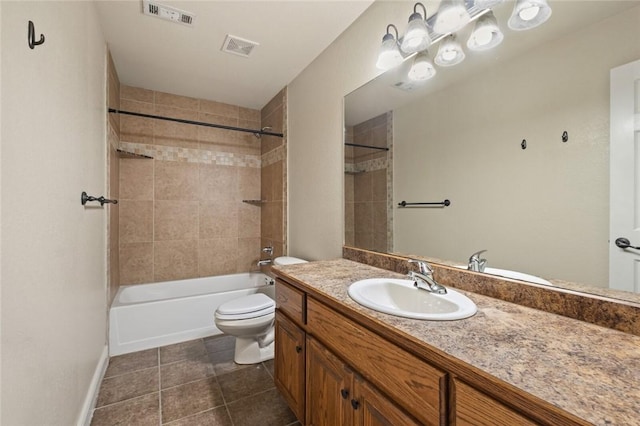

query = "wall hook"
[562, 131, 569, 143]
[81, 191, 118, 206]
[521, 139, 527, 150]
[28, 21, 45, 49]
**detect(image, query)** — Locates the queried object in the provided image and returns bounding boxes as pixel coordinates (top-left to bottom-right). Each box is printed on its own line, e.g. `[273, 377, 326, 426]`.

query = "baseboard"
[77, 345, 109, 426]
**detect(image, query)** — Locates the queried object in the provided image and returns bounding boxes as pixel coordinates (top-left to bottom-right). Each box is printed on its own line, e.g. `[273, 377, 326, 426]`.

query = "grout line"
[93, 391, 160, 411]
[101, 364, 159, 381]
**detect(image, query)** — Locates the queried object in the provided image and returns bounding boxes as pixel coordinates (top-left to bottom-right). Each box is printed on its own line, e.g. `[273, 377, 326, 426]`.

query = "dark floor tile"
[105, 348, 158, 378]
[216, 364, 274, 403]
[204, 334, 236, 353]
[161, 354, 215, 389]
[161, 377, 224, 423]
[263, 359, 275, 378]
[91, 393, 159, 426]
[164, 406, 233, 426]
[227, 388, 297, 426]
[96, 367, 159, 407]
[160, 339, 207, 365]
[208, 348, 251, 376]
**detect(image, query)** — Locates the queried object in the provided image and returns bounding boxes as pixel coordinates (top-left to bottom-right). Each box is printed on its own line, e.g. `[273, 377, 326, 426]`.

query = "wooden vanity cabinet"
[274, 279, 307, 422]
[274, 311, 305, 422]
[451, 379, 537, 426]
[306, 336, 421, 426]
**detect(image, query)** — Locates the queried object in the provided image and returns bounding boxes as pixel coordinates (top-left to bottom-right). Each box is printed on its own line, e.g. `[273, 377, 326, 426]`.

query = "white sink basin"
[456, 266, 553, 286]
[348, 278, 477, 321]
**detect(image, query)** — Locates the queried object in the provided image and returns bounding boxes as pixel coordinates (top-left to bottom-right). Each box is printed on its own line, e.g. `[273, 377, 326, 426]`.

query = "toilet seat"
[215, 293, 275, 321]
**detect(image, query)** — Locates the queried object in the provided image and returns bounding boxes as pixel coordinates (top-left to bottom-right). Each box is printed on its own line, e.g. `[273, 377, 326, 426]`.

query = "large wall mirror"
[344, 0, 640, 300]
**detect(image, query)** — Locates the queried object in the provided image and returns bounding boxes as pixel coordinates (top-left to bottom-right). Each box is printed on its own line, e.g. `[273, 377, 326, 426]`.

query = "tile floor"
[91, 335, 299, 426]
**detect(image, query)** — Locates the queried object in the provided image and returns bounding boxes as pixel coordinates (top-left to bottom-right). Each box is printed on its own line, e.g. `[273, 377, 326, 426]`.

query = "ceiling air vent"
[142, 0, 195, 27]
[221, 35, 259, 58]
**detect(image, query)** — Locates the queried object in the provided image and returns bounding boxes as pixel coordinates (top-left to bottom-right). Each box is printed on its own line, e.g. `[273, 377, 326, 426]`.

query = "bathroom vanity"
[272, 259, 640, 426]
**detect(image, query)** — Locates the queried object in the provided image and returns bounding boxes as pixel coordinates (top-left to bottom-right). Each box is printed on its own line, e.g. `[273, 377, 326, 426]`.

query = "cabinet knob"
[295, 345, 302, 353]
[351, 399, 360, 410]
[340, 389, 349, 399]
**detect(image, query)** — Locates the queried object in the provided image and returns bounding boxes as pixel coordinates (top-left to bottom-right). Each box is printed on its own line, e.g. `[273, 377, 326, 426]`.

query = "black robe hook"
[28, 21, 45, 49]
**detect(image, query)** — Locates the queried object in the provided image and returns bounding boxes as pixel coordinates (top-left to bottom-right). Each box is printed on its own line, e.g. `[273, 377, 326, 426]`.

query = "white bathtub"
[109, 273, 275, 356]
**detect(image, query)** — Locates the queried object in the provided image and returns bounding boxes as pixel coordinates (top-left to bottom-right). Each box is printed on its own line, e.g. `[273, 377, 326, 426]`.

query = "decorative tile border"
[344, 157, 388, 174]
[262, 144, 285, 168]
[119, 141, 260, 168]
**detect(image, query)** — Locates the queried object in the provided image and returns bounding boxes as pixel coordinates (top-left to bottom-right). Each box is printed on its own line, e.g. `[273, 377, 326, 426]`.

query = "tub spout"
[257, 259, 272, 266]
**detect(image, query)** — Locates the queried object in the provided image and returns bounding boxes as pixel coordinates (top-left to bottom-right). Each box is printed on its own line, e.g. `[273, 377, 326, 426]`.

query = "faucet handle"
[469, 249, 487, 262]
[408, 259, 433, 274]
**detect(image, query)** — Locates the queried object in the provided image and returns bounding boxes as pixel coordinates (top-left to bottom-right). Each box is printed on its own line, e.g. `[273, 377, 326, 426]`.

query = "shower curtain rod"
[108, 108, 284, 138]
[345, 142, 389, 151]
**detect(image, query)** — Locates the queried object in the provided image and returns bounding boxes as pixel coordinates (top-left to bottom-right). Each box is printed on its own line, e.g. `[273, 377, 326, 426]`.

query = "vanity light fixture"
[467, 11, 504, 51]
[376, 24, 403, 70]
[435, 35, 465, 67]
[433, 0, 471, 34]
[508, 0, 552, 30]
[376, 1, 552, 80]
[408, 51, 437, 81]
[400, 2, 431, 54]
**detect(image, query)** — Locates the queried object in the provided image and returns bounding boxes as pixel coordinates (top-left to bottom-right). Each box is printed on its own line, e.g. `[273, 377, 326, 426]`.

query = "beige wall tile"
[199, 164, 238, 201]
[198, 238, 238, 276]
[239, 107, 260, 122]
[119, 200, 153, 244]
[155, 161, 199, 201]
[155, 92, 199, 111]
[355, 232, 373, 251]
[260, 134, 282, 155]
[199, 201, 238, 239]
[153, 105, 199, 149]
[238, 203, 260, 239]
[197, 113, 238, 146]
[200, 99, 239, 118]
[238, 167, 260, 201]
[154, 240, 198, 282]
[120, 115, 154, 144]
[120, 242, 154, 285]
[121, 85, 154, 103]
[372, 169, 387, 202]
[238, 238, 261, 272]
[154, 201, 199, 241]
[120, 158, 154, 200]
[372, 201, 387, 234]
[354, 203, 373, 234]
[261, 88, 284, 119]
[354, 172, 373, 203]
[109, 139, 121, 302]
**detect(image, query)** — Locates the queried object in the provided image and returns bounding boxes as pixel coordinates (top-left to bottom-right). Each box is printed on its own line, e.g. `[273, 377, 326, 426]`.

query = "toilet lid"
[216, 293, 275, 318]
[274, 256, 308, 266]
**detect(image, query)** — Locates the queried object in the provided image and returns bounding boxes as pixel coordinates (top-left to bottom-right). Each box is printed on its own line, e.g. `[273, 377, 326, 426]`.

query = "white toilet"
[214, 256, 308, 364]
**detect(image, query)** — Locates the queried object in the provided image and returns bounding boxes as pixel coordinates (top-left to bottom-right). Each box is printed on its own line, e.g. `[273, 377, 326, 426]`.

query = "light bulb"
[435, 34, 465, 67]
[433, 0, 470, 34]
[473, 27, 493, 46]
[442, 50, 457, 61]
[408, 52, 436, 81]
[519, 5, 540, 21]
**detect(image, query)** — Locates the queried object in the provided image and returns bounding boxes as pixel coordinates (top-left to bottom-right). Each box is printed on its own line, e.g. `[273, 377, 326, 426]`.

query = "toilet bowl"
[214, 256, 308, 364]
[214, 293, 276, 364]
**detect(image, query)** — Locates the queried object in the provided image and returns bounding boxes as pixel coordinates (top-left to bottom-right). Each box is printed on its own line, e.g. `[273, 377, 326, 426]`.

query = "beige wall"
[107, 52, 120, 305]
[394, 6, 640, 287]
[1, 1, 107, 424]
[287, 1, 402, 260]
[118, 86, 263, 284]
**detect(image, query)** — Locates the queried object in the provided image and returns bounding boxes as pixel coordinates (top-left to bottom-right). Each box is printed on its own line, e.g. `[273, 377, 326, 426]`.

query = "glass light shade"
[408, 51, 436, 81]
[376, 33, 403, 70]
[467, 11, 504, 51]
[401, 13, 431, 54]
[435, 35, 465, 67]
[508, 0, 552, 31]
[433, 0, 471, 35]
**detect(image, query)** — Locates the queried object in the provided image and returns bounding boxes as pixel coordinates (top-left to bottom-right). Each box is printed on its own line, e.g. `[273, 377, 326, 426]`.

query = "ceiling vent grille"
[142, 0, 195, 27]
[221, 35, 259, 58]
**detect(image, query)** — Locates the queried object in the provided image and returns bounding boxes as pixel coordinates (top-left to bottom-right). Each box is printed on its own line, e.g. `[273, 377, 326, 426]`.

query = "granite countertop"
[273, 259, 640, 426]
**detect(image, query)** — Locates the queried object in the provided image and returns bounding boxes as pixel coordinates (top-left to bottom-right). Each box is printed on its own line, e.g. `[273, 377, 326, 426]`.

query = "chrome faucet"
[262, 244, 274, 257]
[257, 259, 272, 266]
[407, 259, 447, 294]
[468, 250, 488, 272]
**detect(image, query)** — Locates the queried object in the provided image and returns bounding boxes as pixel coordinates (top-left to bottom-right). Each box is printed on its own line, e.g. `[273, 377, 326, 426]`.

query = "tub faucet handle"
[262, 245, 274, 256]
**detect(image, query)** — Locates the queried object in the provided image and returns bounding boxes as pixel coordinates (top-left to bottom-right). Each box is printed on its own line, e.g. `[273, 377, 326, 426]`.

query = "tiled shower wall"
[260, 88, 287, 260]
[117, 85, 263, 284]
[344, 112, 392, 253]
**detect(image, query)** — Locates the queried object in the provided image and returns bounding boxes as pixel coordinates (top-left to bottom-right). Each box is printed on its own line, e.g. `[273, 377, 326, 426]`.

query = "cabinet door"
[274, 311, 305, 422]
[453, 379, 537, 426]
[354, 377, 422, 426]
[306, 336, 354, 426]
